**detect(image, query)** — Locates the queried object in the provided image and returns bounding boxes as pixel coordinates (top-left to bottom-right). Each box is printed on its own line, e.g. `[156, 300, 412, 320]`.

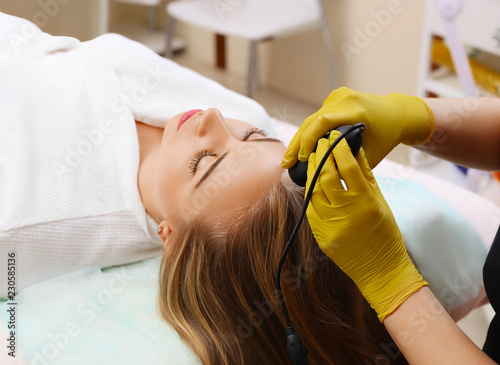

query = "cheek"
[156, 156, 184, 202]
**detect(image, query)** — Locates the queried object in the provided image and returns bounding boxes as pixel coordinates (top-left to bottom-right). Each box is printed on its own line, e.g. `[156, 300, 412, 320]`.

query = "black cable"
[275, 123, 367, 363]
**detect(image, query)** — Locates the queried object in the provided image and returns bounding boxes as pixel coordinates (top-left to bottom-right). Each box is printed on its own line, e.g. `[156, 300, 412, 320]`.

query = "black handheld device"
[277, 123, 366, 365]
[288, 125, 365, 187]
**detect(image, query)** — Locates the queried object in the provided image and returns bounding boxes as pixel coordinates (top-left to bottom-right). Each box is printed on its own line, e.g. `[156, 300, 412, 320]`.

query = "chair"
[112, 0, 185, 55]
[165, 0, 335, 97]
[115, 0, 162, 31]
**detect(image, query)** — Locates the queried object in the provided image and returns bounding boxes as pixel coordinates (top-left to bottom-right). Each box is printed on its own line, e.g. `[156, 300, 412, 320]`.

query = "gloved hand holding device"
[281, 87, 435, 169]
[306, 132, 428, 322]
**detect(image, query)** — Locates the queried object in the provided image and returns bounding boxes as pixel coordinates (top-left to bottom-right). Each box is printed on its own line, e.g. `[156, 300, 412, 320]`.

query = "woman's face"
[156, 108, 288, 239]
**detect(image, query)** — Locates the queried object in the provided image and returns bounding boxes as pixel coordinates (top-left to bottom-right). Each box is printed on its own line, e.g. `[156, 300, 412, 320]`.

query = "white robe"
[0, 12, 271, 297]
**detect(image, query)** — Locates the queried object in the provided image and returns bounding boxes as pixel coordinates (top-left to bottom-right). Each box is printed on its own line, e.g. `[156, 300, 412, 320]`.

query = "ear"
[158, 220, 173, 248]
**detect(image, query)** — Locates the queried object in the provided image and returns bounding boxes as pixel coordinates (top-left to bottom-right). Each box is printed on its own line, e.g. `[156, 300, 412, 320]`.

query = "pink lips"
[177, 109, 202, 131]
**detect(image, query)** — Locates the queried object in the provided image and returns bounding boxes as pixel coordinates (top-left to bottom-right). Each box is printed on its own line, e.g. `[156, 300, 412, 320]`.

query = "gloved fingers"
[314, 137, 345, 199]
[297, 113, 360, 162]
[281, 113, 317, 168]
[305, 150, 317, 195]
[327, 129, 342, 145]
[282, 111, 356, 167]
[323, 86, 356, 104]
[354, 147, 389, 203]
[305, 197, 321, 223]
[296, 115, 334, 162]
[331, 136, 371, 194]
[355, 147, 377, 186]
[305, 201, 337, 257]
[306, 151, 329, 206]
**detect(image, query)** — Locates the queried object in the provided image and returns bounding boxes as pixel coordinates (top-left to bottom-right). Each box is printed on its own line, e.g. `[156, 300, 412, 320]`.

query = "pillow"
[377, 175, 488, 321]
[0, 258, 200, 365]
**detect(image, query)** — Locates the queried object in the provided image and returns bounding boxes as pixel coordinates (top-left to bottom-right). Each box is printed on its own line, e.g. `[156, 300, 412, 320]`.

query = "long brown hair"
[158, 183, 407, 364]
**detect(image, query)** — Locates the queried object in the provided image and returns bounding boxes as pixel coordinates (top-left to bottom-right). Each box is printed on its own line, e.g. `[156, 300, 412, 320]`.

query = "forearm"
[416, 97, 500, 170]
[384, 286, 496, 365]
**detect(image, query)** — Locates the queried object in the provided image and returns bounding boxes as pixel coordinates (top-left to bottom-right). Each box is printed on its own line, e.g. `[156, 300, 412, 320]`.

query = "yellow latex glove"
[281, 87, 434, 169]
[306, 132, 428, 322]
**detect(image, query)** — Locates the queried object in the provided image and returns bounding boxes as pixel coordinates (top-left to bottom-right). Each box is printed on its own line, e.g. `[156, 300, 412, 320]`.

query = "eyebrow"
[246, 137, 283, 144]
[195, 151, 229, 188]
[194, 138, 283, 188]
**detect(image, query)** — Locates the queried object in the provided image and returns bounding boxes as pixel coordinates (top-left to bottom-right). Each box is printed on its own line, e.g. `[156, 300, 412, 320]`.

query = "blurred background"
[3, 0, 500, 199]
[0, 0, 426, 111]
[2, 0, 500, 351]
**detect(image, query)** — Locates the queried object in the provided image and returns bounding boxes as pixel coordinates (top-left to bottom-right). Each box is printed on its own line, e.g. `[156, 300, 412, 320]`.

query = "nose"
[196, 108, 230, 139]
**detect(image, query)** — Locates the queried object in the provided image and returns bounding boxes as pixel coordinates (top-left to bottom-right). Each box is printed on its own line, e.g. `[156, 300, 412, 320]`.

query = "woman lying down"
[0, 12, 489, 365]
[148, 108, 399, 364]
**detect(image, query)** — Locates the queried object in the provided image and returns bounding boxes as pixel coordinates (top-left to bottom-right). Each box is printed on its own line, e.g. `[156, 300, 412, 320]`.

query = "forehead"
[226, 118, 254, 127]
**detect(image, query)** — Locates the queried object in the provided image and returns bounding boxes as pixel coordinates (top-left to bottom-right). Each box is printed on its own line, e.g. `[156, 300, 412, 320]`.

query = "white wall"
[327, 0, 427, 95]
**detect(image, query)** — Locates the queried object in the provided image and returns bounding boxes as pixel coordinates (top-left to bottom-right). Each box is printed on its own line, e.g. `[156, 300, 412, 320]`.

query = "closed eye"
[188, 149, 217, 174]
[243, 128, 268, 141]
[189, 128, 271, 176]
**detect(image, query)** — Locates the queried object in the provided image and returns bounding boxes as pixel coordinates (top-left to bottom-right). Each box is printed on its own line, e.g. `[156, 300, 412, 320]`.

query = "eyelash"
[188, 149, 217, 174]
[243, 128, 268, 140]
[188, 128, 268, 174]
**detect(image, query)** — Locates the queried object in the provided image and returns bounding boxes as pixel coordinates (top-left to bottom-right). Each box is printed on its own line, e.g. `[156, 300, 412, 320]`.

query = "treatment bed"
[1, 11, 500, 365]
